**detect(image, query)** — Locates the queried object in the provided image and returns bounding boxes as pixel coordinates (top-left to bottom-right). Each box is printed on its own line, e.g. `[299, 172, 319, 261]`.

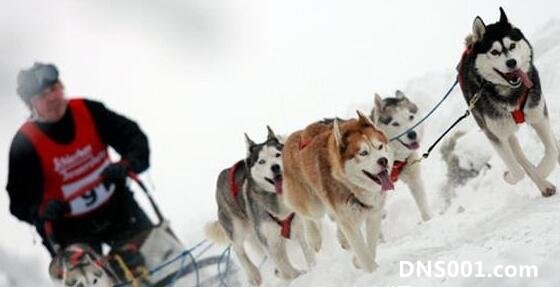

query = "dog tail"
[204, 221, 229, 245]
[440, 130, 466, 162]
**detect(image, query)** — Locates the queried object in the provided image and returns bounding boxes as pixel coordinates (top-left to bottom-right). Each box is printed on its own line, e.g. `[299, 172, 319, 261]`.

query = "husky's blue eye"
[490, 50, 500, 56]
[258, 159, 266, 165]
[359, 150, 369, 156]
[392, 122, 400, 127]
[509, 43, 516, 50]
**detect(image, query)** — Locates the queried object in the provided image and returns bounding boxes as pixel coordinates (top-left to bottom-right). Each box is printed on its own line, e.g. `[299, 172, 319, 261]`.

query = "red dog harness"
[390, 160, 407, 183]
[268, 212, 296, 239]
[298, 137, 313, 150]
[68, 245, 106, 270]
[227, 161, 243, 202]
[511, 88, 530, 124]
[457, 45, 473, 91]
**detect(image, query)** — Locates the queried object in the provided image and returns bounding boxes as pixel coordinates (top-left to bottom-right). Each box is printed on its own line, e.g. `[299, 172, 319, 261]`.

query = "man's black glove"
[101, 160, 130, 189]
[39, 200, 70, 221]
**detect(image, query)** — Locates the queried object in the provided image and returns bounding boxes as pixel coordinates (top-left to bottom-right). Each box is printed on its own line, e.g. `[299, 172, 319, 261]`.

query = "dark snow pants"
[37, 189, 153, 257]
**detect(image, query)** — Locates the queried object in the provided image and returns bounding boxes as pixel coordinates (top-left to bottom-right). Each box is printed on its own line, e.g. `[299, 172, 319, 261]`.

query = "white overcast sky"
[1, 0, 559, 254]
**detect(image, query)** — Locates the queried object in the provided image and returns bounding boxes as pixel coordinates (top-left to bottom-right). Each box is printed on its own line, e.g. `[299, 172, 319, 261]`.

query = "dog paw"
[286, 269, 304, 280]
[337, 233, 350, 250]
[352, 256, 378, 272]
[353, 257, 378, 273]
[248, 270, 262, 286]
[378, 232, 386, 244]
[370, 261, 379, 273]
[339, 241, 350, 250]
[503, 170, 524, 184]
[304, 253, 317, 269]
[421, 212, 432, 221]
[309, 237, 322, 253]
[352, 256, 362, 270]
[275, 268, 302, 280]
[541, 185, 556, 197]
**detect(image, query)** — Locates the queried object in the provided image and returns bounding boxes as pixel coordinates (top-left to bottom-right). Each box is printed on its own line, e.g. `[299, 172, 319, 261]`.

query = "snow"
[454, 130, 493, 171]
[1, 1, 560, 287]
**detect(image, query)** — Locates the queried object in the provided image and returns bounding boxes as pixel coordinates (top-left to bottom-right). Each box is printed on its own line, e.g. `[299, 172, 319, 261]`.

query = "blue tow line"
[113, 239, 209, 287]
[389, 78, 459, 141]
[217, 246, 232, 287]
[216, 245, 268, 287]
[112, 238, 261, 287]
[165, 247, 198, 287]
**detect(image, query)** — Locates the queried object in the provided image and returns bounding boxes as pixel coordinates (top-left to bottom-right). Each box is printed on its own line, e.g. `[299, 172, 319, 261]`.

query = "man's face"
[30, 81, 67, 122]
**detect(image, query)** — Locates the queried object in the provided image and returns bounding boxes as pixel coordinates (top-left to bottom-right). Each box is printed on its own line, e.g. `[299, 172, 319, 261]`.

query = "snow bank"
[0, 247, 52, 286]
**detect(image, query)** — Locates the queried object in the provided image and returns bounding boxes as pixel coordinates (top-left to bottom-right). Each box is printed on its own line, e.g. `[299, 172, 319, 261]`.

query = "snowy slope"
[1, 2, 560, 287]
[279, 21, 560, 287]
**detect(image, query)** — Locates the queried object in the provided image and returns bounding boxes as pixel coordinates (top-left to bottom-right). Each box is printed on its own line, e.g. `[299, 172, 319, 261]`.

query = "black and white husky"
[457, 7, 559, 197]
[370, 91, 432, 221]
[204, 127, 315, 286]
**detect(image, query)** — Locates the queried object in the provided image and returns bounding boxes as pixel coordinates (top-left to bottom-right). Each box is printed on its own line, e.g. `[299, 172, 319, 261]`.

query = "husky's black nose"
[506, 59, 517, 69]
[377, 157, 388, 168]
[271, 164, 281, 174]
[407, 131, 417, 140]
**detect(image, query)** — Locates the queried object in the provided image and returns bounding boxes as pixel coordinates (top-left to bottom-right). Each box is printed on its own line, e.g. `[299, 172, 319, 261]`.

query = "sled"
[46, 174, 240, 287]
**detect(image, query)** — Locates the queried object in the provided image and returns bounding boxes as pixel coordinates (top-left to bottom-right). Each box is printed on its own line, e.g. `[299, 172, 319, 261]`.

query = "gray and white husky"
[204, 127, 315, 286]
[370, 90, 432, 221]
[457, 7, 559, 197]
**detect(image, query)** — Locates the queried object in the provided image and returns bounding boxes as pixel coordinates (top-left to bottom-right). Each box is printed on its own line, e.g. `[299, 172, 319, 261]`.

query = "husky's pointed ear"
[395, 90, 407, 100]
[266, 125, 277, 141]
[499, 7, 509, 23]
[333, 119, 344, 149]
[472, 16, 486, 41]
[374, 93, 384, 109]
[369, 108, 376, 123]
[48, 255, 64, 280]
[244, 133, 256, 151]
[372, 93, 383, 123]
[357, 110, 374, 127]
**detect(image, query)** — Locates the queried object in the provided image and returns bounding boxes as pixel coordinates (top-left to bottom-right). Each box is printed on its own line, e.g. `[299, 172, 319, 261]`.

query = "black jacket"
[5, 99, 150, 225]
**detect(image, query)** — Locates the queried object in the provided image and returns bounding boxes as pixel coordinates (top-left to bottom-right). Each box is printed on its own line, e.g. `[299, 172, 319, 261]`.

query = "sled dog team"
[205, 8, 560, 286]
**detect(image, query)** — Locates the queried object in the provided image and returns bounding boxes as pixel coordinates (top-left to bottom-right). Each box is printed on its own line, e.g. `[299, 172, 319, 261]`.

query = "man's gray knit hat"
[17, 63, 59, 106]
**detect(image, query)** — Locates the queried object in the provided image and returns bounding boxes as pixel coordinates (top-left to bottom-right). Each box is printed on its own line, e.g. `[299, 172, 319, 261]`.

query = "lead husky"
[370, 91, 431, 221]
[458, 7, 559, 197]
[283, 112, 394, 272]
[204, 127, 315, 286]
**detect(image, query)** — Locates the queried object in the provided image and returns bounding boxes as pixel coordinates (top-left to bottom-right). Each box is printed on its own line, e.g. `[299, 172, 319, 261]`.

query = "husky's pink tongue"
[377, 171, 394, 192]
[409, 142, 420, 150]
[512, 69, 534, 88]
[274, 176, 283, 194]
